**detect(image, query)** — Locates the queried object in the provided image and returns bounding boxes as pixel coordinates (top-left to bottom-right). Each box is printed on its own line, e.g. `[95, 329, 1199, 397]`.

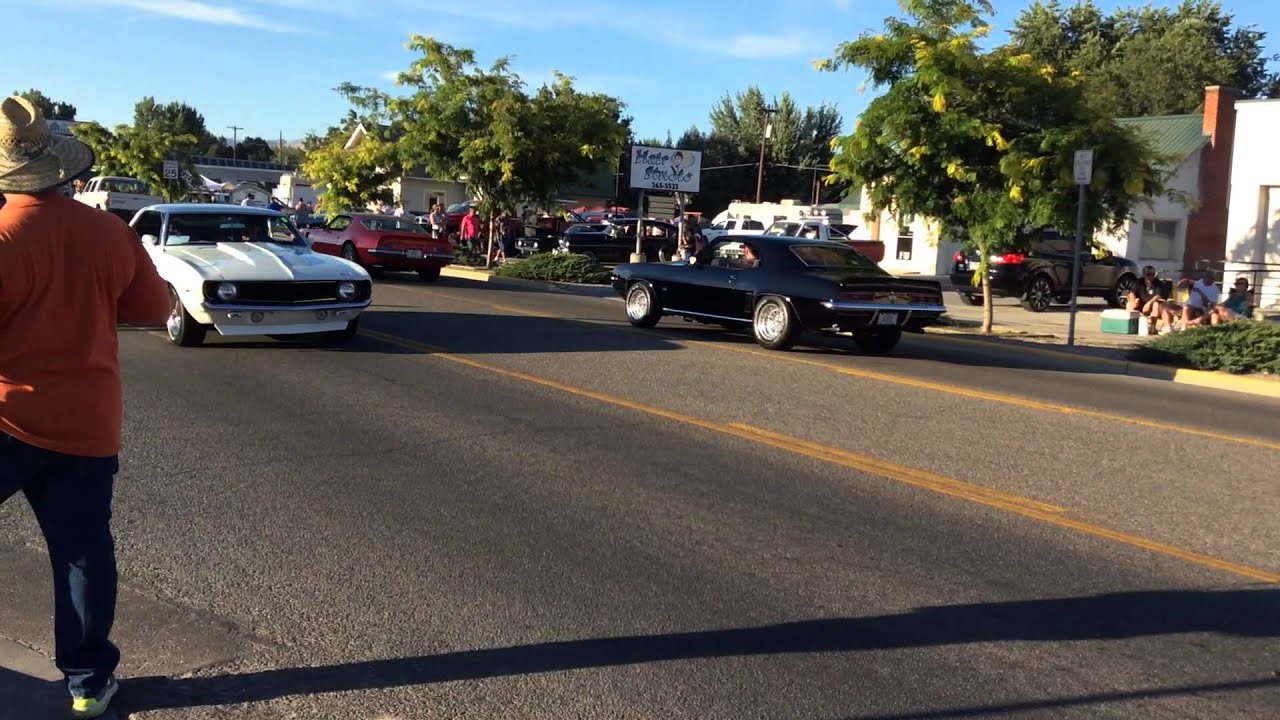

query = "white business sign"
[1073, 149, 1094, 185]
[629, 145, 701, 194]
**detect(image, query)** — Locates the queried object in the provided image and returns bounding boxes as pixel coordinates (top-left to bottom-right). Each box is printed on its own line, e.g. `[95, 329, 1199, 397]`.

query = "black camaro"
[612, 235, 946, 353]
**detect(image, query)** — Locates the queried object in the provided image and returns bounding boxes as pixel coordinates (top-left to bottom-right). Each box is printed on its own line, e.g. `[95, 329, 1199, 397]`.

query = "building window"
[1139, 219, 1179, 261]
[896, 214, 914, 261]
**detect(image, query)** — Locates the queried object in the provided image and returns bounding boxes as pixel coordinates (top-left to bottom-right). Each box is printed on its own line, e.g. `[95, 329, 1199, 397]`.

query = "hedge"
[494, 253, 611, 285]
[1127, 321, 1280, 375]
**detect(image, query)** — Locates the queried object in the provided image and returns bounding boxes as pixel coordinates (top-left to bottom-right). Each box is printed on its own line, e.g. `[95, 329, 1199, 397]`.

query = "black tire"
[417, 266, 441, 282]
[341, 242, 361, 266]
[1020, 275, 1055, 312]
[166, 286, 207, 347]
[1108, 273, 1138, 309]
[624, 280, 662, 328]
[318, 317, 360, 347]
[957, 292, 982, 306]
[853, 328, 903, 354]
[752, 296, 800, 351]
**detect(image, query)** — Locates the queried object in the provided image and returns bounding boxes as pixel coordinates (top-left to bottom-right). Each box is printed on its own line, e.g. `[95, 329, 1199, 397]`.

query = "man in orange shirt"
[0, 95, 170, 718]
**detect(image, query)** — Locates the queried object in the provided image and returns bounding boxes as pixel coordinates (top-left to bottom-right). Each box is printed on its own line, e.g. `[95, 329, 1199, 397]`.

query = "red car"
[305, 213, 454, 281]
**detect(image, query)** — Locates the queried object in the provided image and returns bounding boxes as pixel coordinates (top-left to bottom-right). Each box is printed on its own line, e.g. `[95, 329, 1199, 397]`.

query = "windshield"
[829, 224, 856, 238]
[102, 179, 150, 194]
[364, 217, 428, 234]
[165, 213, 304, 247]
[445, 202, 472, 214]
[789, 243, 882, 272]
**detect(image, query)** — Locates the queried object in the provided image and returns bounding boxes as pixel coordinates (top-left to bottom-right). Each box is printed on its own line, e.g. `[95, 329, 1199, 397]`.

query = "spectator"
[294, 198, 310, 227]
[460, 207, 481, 250]
[1162, 269, 1219, 333]
[0, 94, 170, 719]
[1126, 265, 1169, 320]
[1213, 277, 1254, 323]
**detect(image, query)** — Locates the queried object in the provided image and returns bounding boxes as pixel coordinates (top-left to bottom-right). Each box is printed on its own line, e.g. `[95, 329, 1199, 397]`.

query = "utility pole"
[754, 105, 777, 203]
[227, 125, 243, 160]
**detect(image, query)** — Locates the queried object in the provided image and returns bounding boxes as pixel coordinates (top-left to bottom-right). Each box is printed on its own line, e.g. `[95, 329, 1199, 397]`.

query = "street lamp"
[227, 125, 243, 161]
[755, 105, 777, 203]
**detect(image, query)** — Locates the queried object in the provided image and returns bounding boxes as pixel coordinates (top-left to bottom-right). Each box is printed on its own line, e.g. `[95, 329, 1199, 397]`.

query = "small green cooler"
[1100, 309, 1140, 334]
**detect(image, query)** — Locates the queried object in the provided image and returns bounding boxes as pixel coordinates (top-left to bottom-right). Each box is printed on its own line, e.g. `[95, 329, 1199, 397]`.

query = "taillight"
[953, 251, 965, 262]
[993, 252, 1025, 265]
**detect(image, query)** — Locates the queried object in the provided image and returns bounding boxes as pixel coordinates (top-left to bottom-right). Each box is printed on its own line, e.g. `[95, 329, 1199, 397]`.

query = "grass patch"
[494, 253, 611, 285]
[451, 247, 486, 267]
[1127, 321, 1280, 375]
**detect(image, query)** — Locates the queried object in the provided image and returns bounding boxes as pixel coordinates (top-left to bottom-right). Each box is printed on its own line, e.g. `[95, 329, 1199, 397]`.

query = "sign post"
[627, 145, 702, 263]
[1067, 149, 1093, 347]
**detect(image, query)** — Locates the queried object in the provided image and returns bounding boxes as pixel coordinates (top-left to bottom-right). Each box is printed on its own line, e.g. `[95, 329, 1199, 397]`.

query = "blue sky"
[5, 0, 1277, 146]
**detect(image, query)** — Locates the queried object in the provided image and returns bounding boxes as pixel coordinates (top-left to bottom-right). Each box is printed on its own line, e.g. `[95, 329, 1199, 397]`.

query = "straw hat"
[0, 95, 95, 194]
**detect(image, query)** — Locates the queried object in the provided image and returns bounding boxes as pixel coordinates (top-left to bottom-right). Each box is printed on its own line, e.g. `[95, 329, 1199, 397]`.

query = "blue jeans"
[0, 431, 120, 698]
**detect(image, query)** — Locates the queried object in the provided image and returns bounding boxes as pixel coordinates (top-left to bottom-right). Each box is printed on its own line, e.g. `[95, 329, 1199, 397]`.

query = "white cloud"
[514, 68, 654, 95]
[95, 0, 297, 32]
[833, 0, 852, 9]
[721, 32, 822, 59]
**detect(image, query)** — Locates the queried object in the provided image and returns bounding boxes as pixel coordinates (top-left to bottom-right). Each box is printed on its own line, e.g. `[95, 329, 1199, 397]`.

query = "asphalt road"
[2, 275, 1277, 719]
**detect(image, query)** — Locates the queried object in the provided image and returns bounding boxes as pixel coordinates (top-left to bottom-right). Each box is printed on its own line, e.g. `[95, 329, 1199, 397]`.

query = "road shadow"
[382, 275, 618, 299]
[833, 677, 1280, 719]
[114, 588, 1278, 713]
[360, 310, 682, 355]
[0, 668, 73, 720]
[647, 320, 1137, 376]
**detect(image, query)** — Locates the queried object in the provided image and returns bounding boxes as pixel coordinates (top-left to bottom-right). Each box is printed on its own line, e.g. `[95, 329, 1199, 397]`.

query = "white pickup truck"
[764, 219, 886, 263]
[74, 176, 164, 221]
[701, 217, 767, 241]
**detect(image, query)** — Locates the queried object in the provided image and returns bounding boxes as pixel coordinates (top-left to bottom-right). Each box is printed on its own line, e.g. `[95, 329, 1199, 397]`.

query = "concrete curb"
[922, 331, 1280, 399]
[440, 266, 616, 297]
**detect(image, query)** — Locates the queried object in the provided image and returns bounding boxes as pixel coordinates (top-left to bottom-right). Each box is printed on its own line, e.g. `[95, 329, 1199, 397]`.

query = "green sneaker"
[71, 676, 118, 719]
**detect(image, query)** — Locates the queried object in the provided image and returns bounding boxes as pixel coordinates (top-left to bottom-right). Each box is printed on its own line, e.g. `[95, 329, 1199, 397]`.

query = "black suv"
[949, 232, 1140, 312]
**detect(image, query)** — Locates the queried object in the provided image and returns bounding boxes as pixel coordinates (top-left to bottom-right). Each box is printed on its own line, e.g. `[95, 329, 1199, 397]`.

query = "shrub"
[1127, 321, 1280, 375]
[451, 247, 486, 267]
[494, 253, 611, 284]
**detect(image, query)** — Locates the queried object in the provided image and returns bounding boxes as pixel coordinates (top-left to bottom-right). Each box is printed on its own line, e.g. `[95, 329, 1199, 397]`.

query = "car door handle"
[727, 274, 738, 284]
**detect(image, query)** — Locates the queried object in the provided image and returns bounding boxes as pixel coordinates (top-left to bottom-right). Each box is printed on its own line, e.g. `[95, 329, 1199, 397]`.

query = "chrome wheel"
[166, 289, 183, 340]
[626, 285, 650, 320]
[755, 302, 786, 342]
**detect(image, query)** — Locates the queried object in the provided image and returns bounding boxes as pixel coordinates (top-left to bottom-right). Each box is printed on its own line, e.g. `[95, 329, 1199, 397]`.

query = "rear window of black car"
[790, 244, 881, 272]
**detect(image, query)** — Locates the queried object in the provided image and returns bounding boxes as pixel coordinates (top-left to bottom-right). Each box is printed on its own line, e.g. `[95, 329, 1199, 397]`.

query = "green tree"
[819, 0, 1171, 331]
[71, 122, 199, 201]
[676, 86, 848, 215]
[15, 89, 76, 121]
[1009, 0, 1280, 116]
[300, 128, 397, 213]
[132, 97, 217, 148]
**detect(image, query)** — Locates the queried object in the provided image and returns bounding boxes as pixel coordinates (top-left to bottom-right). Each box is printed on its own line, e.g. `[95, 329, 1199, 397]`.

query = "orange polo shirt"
[0, 192, 170, 457]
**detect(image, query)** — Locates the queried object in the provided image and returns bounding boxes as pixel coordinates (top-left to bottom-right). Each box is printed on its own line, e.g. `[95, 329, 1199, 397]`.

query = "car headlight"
[215, 282, 238, 301]
[336, 281, 358, 300]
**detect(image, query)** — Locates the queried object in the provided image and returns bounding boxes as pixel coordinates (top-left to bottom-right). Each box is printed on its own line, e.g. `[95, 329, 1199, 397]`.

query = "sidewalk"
[0, 639, 66, 720]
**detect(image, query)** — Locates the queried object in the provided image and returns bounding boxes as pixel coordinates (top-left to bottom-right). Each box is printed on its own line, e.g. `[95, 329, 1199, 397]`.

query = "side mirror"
[141, 234, 160, 246]
[687, 255, 698, 266]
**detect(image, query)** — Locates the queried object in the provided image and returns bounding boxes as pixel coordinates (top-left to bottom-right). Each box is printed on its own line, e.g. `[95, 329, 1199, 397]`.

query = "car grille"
[203, 280, 372, 305]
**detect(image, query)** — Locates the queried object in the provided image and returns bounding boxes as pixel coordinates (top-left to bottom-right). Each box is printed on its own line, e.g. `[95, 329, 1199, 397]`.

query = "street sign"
[162, 160, 180, 180]
[647, 195, 678, 219]
[1073, 149, 1093, 185]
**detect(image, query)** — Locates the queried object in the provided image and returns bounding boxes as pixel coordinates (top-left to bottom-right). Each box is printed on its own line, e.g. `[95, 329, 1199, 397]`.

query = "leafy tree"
[300, 127, 397, 213]
[1009, 0, 1280, 116]
[673, 86, 849, 216]
[71, 122, 199, 201]
[819, 0, 1171, 331]
[132, 97, 217, 148]
[15, 89, 76, 121]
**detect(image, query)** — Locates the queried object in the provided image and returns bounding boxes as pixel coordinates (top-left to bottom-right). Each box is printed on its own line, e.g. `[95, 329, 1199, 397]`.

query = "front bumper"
[368, 248, 454, 269]
[193, 300, 371, 336]
[811, 301, 947, 333]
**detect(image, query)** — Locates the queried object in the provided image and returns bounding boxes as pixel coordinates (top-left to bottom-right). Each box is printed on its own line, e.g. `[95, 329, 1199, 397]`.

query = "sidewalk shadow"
[116, 588, 1277, 713]
[0, 668, 71, 720]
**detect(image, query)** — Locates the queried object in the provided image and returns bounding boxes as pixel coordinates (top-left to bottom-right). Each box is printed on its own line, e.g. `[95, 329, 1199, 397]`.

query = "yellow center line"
[359, 326, 1280, 585]
[377, 283, 1280, 453]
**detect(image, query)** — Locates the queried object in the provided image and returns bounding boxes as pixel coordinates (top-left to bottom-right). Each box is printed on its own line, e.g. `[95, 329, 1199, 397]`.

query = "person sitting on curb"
[1211, 276, 1254, 324]
[1127, 265, 1169, 322]
[1160, 270, 1219, 333]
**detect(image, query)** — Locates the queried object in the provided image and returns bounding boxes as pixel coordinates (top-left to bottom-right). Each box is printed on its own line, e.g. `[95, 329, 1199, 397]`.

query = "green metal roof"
[1115, 114, 1207, 167]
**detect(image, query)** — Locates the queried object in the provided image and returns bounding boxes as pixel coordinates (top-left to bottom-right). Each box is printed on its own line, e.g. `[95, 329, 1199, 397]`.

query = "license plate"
[877, 313, 899, 326]
[407, 249, 424, 259]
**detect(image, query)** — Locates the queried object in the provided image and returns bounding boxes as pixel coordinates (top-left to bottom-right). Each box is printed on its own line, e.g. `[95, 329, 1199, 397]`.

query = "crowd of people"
[1126, 266, 1255, 334]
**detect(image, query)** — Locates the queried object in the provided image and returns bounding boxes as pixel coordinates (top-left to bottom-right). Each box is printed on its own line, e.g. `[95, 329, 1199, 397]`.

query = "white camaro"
[129, 203, 373, 347]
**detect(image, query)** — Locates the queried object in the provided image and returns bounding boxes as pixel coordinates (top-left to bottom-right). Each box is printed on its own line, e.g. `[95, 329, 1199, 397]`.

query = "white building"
[1223, 97, 1280, 311]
